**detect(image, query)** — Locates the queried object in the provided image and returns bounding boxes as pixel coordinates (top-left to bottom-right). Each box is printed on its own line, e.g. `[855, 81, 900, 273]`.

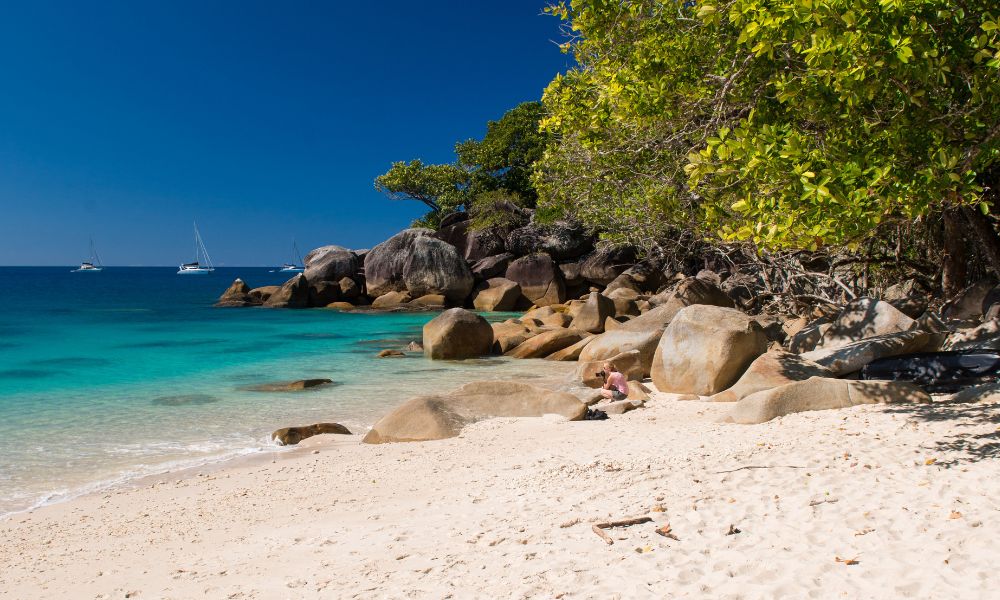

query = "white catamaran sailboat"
[178, 223, 215, 274]
[72, 238, 104, 272]
[278, 240, 305, 272]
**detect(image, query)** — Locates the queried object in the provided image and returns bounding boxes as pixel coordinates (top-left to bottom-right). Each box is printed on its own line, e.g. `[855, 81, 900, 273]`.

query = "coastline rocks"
[580, 246, 638, 286]
[505, 253, 565, 307]
[435, 219, 505, 262]
[491, 321, 536, 354]
[365, 228, 435, 298]
[594, 398, 644, 415]
[471, 253, 514, 281]
[945, 319, 1000, 351]
[814, 297, 916, 350]
[570, 292, 615, 333]
[303, 245, 359, 284]
[649, 277, 734, 314]
[263, 274, 310, 308]
[338, 277, 361, 300]
[651, 305, 767, 395]
[545, 336, 595, 361]
[377, 349, 406, 358]
[788, 316, 834, 353]
[472, 278, 521, 312]
[243, 378, 334, 392]
[505, 329, 589, 359]
[272, 422, 351, 446]
[423, 308, 493, 359]
[307, 281, 341, 307]
[248, 285, 280, 304]
[709, 350, 832, 403]
[951, 381, 1000, 403]
[326, 301, 356, 311]
[402, 236, 475, 303]
[362, 381, 587, 444]
[577, 329, 663, 376]
[372, 290, 412, 309]
[410, 294, 447, 308]
[943, 279, 995, 321]
[216, 278, 253, 307]
[506, 220, 594, 261]
[728, 377, 930, 424]
[801, 330, 930, 376]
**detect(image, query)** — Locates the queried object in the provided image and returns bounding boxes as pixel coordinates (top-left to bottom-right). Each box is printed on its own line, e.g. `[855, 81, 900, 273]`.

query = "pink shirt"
[606, 371, 628, 394]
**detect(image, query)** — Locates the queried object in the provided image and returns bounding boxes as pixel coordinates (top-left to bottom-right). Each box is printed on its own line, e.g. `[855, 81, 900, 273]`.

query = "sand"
[1, 389, 998, 599]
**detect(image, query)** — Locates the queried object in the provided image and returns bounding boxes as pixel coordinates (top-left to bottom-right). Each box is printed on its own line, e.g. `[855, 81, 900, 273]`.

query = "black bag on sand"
[584, 408, 609, 420]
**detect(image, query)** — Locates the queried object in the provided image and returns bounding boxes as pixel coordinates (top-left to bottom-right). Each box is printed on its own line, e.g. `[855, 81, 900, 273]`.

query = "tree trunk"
[961, 205, 1000, 279]
[942, 209, 968, 297]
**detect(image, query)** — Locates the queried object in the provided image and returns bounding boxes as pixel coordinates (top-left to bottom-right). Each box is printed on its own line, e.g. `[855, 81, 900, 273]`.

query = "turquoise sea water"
[0, 267, 569, 516]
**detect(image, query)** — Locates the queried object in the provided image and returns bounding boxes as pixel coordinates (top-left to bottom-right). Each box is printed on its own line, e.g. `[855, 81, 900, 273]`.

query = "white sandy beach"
[2, 389, 998, 599]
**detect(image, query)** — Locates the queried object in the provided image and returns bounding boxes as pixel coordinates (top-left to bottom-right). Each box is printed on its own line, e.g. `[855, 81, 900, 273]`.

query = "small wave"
[0, 368, 65, 379]
[29, 357, 112, 368]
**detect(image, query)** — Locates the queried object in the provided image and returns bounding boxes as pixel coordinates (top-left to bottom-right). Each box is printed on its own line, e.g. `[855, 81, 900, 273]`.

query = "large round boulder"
[303, 245, 359, 284]
[423, 308, 494, 359]
[362, 381, 587, 444]
[365, 228, 435, 298]
[505, 253, 566, 307]
[472, 278, 521, 312]
[402, 236, 474, 303]
[576, 329, 663, 377]
[813, 297, 917, 350]
[471, 253, 514, 281]
[651, 305, 768, 395]
[263, 274, 310, 308]
[570, 292, 616, 333]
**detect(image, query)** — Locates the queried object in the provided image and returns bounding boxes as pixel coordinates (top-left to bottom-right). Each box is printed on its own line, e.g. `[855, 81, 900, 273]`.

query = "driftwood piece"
[591, 516, 653, 545]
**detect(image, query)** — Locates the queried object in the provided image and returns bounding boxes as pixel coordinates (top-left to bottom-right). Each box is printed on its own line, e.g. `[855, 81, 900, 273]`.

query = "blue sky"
[0, 1, 570, 266]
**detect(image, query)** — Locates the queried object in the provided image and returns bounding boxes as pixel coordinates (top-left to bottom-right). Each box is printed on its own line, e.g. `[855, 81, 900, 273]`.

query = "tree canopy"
[375, 101, 550, 225]
[536, 0, 1000, 251]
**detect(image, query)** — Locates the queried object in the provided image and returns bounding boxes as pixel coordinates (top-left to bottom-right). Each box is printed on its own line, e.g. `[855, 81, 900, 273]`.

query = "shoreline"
[2, 387, 998, 599]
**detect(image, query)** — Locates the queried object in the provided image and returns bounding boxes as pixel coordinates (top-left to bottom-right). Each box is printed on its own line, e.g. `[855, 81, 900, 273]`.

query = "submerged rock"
[272, 422, 351, 446]
[242, 378, 334, 392]
[362, 381, 587, 444]
[151, 394, 219, 406]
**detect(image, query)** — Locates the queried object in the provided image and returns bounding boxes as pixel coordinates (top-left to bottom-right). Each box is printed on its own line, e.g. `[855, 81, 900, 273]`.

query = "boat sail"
[72, 238, 104, 272]
[279, 240, 305, 272]
[177, 223, 215, 274]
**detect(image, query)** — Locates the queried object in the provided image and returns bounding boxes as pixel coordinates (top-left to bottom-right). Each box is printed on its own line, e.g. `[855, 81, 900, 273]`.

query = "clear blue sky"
[0, 1, 570, 266]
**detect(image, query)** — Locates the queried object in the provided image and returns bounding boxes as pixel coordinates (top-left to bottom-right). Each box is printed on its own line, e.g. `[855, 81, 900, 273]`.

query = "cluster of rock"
[215, 215, 643, 312]
[360, 275, 1000, 442]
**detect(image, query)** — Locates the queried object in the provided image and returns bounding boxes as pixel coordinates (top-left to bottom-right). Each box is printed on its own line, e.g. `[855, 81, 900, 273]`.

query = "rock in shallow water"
[423, 308, 494, 359]
[241, 378, 334, 392]
[151, 394, 219, 406]
[272, 423, 351, 445]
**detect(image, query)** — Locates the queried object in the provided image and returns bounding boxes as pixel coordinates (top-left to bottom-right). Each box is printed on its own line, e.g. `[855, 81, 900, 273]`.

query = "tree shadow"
[882, 398, 1000, 467]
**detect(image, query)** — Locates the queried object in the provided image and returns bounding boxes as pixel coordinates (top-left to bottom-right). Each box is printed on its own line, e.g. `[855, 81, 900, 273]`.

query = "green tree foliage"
[538, 0, 1000, 251]
[375, 102, 550, 225]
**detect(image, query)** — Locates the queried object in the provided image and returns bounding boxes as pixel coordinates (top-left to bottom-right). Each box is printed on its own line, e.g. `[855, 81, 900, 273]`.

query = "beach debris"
[855, 527, 875, 536]
[592, 516, 653, 545]
[559, 518, 581, 528]
[712, 464, 805, 474]
[835, 556, 860, 566]
[651, 504, 666, 513]
[726, 524, 741, 535]
[949, 511, 963, 519]
[655, 523, 680, 541]
[809, 498, 839, 507]
[634, 545, 654, 554]
[272, 423, 351, 446]
[925, 458, 937, 465]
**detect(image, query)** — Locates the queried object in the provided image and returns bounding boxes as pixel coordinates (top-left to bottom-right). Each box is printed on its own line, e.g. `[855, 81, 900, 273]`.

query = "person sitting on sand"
[600, 361, 629, 401]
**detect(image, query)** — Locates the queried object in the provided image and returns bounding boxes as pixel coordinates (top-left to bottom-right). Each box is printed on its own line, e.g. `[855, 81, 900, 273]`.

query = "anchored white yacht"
[278, 240, 305, 273]
[72, 239, 104, 272]
[178, 223, 215, 274]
